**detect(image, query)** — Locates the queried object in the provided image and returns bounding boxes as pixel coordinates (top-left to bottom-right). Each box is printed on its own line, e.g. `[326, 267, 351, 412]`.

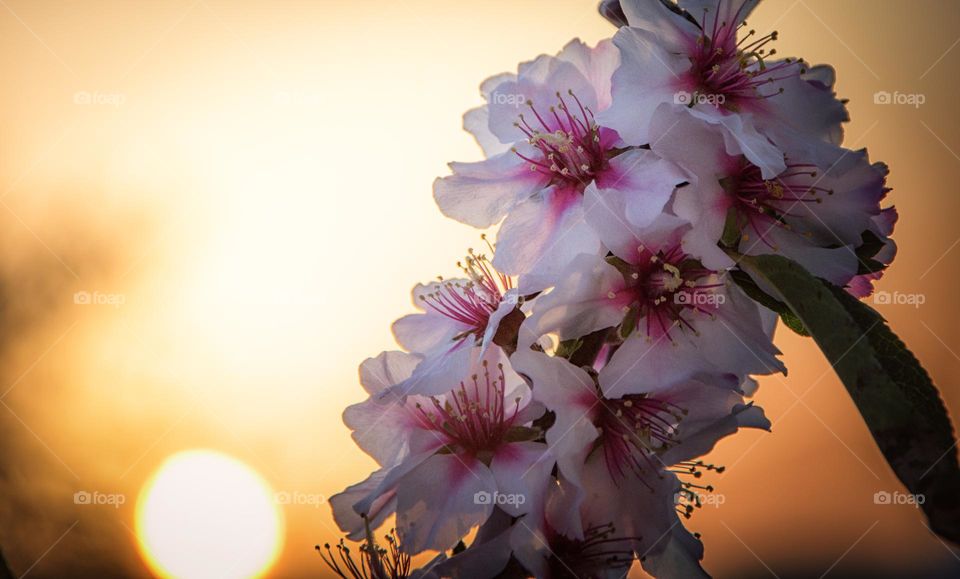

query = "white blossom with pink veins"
[599, 0, 850, 178]
[647, 108, 897, 287]
[433, 38, 687, 292]
[329, 351, 552, 555]
[432, 476, 646, 578]
[518, 211, 784, 390]
[391, 251, 518, 397]
[509, 350, 770, 578]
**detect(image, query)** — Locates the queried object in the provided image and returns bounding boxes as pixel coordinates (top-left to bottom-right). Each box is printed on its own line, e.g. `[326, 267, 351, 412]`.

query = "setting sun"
[135, 450, 283, 579]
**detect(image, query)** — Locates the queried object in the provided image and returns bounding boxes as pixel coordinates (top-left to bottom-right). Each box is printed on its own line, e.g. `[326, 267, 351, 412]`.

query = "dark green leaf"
[721, 206, 743, 248]
[739, 253, 960, 545]
[729, 268, 810, 336]
[855, 230, 889, 275]
[555, 338, 583, 360]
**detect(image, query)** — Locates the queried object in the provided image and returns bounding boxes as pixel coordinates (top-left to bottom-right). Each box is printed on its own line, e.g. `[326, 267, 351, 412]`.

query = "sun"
[135, 450, 284, 578]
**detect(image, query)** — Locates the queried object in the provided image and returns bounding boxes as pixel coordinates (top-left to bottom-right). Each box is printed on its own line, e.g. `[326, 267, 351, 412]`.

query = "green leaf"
[554, 338, 583, 360]
[739, 253, 960, 545]
[719, 205, 743, 248]
[729, 268, 809, 336]
[855, 230, 889, 275]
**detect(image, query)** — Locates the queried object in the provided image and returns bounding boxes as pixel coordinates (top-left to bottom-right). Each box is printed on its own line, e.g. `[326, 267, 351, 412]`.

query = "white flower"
[508, 351, 770, 578]
[330, 351, 552, 555]
[518, 213, 784, 386]
[600, 0, 850, 178]
[391, 250, 518, 397]
[648, 107, 896, 286]
[434, 39, 686, 291]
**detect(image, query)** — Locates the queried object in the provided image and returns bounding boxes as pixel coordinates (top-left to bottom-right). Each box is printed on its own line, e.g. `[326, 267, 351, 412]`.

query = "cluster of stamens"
[595, 392, 688, 487]
[414, 361, 520, 459]
[511, 90, 609, 188]
[687, 4, 801, 109]
[420, 242, 512, 343]
[317, 529, 411, 579]
[670, 460, 726, 519]
[725, 158, 832, 249]
[611, 244, 725, 339]
[548, 522, 639, 578]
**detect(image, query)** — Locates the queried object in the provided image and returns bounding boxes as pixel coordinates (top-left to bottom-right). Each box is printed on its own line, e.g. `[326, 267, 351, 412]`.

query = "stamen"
[420, 252, 512, 344]
[511, 90, 608, 189]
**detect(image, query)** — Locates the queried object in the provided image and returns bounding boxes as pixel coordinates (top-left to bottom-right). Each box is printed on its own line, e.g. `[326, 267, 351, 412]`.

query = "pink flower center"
[420, 250, 512, 343]
[595, 393, 687, 487]
[723, 158, 830, 249]
[612, 245, 724, 338]
[415, 362, 520, 458]
[685, 5, 798, 110]
[511, 91, 614, 190]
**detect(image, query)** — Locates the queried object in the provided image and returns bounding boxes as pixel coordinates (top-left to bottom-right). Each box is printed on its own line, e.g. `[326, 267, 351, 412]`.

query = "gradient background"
[0, 0, 957, 577]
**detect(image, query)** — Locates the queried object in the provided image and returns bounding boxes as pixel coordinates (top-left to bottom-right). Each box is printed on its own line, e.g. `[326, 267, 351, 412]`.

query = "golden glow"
[135, 450, 283, 579]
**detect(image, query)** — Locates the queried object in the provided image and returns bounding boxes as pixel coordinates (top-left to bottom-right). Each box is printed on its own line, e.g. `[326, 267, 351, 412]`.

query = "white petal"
[434, 152, 547, 228]
[598, 333, 717, 398]
[619, 0, 700, 48]
[392, 310, 460, 356]
[591, 148, 686, 230]
[679, 0, 759, 32]
[517, 253, 625, 349]
[599, 27, 689, 146]
[556, 38, 620, 110]
[493, 189, 602, 294]
[392, 341, 476, 397]
[358, 350, 421, 396]
[688, 106, 786, 178]
[463, 106, 511, 157]
[329, 467, 397, 540]
[395, 454, 498, 554]
[490, 441, 553, 517]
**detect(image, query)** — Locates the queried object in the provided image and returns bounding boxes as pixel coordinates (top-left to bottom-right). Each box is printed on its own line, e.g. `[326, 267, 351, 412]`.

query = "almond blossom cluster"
[330, 1, 896, 577]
